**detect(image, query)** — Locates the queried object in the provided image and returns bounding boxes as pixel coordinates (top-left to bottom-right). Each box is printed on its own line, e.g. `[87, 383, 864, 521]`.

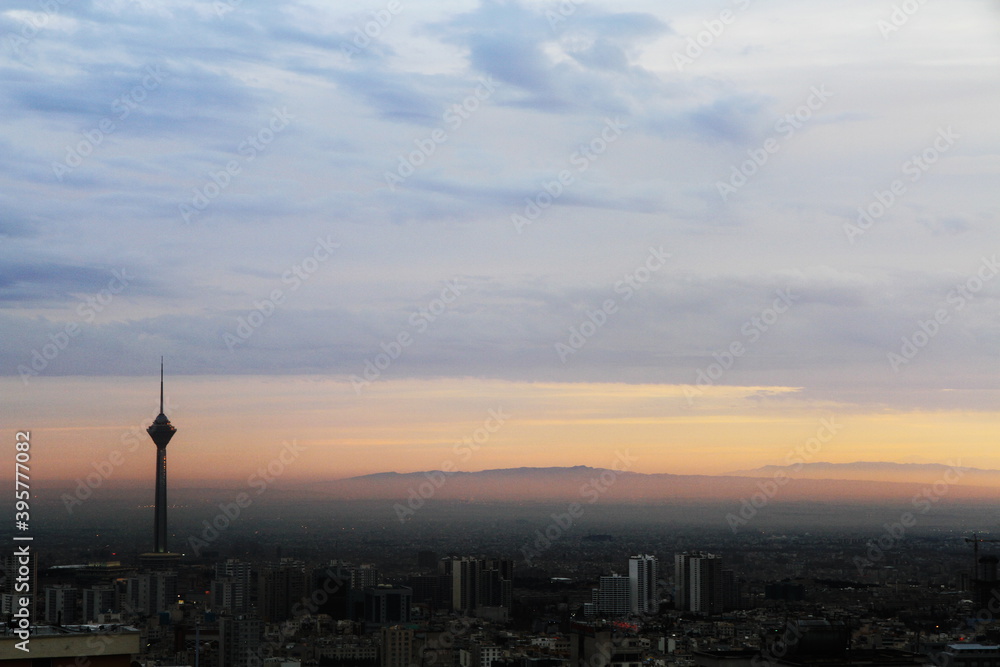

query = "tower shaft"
[154, 446, 168, 553]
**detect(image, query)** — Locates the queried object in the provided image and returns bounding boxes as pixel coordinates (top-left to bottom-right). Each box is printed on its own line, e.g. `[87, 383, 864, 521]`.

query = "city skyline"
[2, 1, 999, 489]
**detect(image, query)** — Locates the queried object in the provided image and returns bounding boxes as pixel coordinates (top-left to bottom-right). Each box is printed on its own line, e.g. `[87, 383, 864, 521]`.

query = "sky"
[2, 0, 999, 486]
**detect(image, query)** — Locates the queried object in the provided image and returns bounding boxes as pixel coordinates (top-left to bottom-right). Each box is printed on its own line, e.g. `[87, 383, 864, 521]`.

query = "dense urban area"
[4, 495, 1000, 667]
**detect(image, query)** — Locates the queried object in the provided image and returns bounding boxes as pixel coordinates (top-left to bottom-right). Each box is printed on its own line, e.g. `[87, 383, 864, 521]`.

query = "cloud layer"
[2, 0, 999, 417]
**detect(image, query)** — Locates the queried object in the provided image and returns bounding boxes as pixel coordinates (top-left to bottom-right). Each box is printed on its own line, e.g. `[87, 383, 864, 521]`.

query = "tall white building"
[213, 558, 252, 613]
[125, 570, 177, 616]
[44, 584, 78, 625]
[83, 585, 116, 623]
[628, 554, 658, 614]
[592, 574, 629, 617]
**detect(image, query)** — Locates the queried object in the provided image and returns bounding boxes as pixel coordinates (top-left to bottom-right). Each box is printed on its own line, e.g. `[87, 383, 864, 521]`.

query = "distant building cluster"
[0, 552, 515, 667]
[6, 534, 1000, 667]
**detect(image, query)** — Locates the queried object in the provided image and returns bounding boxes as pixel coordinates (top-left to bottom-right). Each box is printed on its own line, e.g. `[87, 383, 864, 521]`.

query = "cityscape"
[2, 1, 999, 667]
[4, 369, 1000, 666]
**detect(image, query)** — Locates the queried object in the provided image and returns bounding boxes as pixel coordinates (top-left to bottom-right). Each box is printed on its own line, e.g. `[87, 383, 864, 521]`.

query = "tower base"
[138, 552, 182, 570]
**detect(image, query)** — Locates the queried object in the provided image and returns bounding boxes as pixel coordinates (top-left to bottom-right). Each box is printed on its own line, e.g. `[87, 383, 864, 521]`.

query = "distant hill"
[300, 464, 1000, 503]
[728, 461, 998, 486]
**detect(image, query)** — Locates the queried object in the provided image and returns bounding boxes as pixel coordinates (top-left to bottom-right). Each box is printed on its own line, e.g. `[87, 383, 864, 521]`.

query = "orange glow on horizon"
[5, 376, 1000, 491]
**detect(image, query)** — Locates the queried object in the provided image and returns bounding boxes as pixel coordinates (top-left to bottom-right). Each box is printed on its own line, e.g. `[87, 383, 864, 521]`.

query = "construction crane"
[965, 533, 1000, 561]
[964, 533, 1000, 587]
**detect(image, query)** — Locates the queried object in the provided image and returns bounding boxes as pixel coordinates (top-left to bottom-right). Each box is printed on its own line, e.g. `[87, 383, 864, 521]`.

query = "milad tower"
[140, 359, 182, 567]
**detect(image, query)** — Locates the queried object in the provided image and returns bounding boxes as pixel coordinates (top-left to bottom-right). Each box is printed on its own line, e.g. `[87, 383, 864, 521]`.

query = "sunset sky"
[2, 0, 999, 486]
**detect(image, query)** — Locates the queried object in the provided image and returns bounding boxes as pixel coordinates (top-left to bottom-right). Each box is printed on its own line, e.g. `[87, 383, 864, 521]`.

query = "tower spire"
[160, 356, 164, 414]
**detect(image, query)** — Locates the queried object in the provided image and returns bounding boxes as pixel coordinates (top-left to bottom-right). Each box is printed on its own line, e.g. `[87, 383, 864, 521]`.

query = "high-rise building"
[451, 557, 479, 612]
[124, 571, 177, 616]
[676, 551, 724, 613]
[44, 585, 78, 625]
[975, 556, 1000, 610]
[364, 585, 412, 625]
[211, 578, 243, 614]
[380, 626, 414, 667]
[216, 558, 253, 587]
[721, 568, 745, 611]
[310, 563, 354, 619]
[628, 554, 657, 614]
[592, 574, 629, 617]
[408, 574, 451, 609]
[153, 570, 178, 615]
[82, 585, 117, 622]
[259, 559, 308, 623]
[674, 553, 691, 611]
[213, 558, 252, 613]
[219, 614, 263, 667]
[352, 563, 381, 590]
[449, 557, 513, 614]
[478, 558, 513, 611]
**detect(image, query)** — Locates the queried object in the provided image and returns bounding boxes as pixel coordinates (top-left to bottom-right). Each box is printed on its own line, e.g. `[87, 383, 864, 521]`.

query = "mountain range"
[296, 462, 999, 503]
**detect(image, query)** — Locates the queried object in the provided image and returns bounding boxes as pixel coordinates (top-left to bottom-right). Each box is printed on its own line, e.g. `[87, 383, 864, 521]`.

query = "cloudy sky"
[3, 0, 999, 486]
